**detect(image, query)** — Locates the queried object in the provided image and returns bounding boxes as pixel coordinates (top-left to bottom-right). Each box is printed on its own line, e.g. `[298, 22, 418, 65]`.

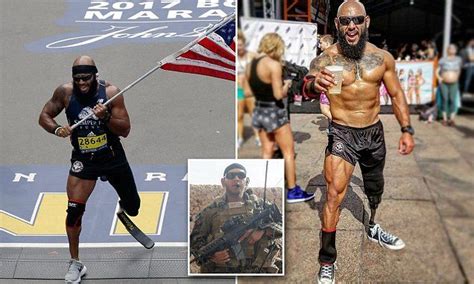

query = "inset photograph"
[188, 159, 284, 276]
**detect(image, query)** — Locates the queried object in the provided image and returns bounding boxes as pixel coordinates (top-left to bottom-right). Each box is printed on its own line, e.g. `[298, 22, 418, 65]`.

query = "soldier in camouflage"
[190, 163, 282, 273]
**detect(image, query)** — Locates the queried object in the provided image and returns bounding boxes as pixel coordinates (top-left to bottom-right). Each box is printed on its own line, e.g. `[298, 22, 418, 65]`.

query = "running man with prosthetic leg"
[303, 1, 415, 283]
[39, 55, 141, 283]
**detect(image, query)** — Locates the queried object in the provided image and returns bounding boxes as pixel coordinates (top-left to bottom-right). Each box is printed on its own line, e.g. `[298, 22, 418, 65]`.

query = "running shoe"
[65, 259, 87, 283]
[287, 185, 315, 203]
[317, 262, 336, 284]
[367, 223, 405, 250]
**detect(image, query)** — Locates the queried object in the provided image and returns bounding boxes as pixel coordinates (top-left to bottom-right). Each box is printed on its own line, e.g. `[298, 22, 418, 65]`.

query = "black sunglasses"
[73, 74, 94, 82]
[338, 15, 365, 26]
[225, 172, 246, 180]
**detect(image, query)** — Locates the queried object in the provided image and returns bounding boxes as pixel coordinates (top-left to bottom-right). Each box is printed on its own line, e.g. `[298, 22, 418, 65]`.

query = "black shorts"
[69, 145, 129, 180]
[69, 144, 140, 215]
[326, 120, 386, 167]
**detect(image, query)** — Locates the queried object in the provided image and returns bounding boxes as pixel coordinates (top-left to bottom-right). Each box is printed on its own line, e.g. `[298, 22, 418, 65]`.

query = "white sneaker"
[367, 224, 405, 250]
[317, 262, 336, 284]
[65, 259, 87, 283]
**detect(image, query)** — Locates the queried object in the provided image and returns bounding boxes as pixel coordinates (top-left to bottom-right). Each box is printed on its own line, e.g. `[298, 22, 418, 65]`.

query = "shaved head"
[337, 0, 366, 17]
[335, 0, 370, 59]
[71, 55, 98, 98]
[73, 55, 96, 67]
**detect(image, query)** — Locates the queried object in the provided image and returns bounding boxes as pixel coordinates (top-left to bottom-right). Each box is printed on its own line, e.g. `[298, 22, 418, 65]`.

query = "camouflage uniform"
[190, 190, 282, 273]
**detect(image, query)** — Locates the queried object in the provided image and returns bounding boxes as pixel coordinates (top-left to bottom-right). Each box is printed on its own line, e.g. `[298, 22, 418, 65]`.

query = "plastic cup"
[326, 65, 343, 95]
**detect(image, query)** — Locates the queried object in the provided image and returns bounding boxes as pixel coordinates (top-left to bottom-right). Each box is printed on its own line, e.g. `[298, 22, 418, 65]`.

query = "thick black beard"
[337, 27, 368, 60]
[73, 76, 98, 104]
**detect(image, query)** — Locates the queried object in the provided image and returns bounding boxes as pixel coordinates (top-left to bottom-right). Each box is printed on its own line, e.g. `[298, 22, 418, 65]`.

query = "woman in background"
[243, 33, 314, 203]
[437, 44, 463, 126]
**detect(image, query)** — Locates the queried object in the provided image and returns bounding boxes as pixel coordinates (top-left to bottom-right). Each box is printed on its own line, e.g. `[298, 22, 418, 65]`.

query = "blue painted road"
[27, 0, 235, 52]
[0, 165, 187, 244]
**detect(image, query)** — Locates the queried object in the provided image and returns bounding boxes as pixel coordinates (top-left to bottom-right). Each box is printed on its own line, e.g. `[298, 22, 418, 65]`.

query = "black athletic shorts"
[69, 144, 129, 180]
[69, 144, 140, 215]
[326, 120, 386, 167]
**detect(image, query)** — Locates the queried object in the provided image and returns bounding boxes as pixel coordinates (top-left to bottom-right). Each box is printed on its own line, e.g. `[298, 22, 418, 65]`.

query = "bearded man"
[303, 1, 415, 283]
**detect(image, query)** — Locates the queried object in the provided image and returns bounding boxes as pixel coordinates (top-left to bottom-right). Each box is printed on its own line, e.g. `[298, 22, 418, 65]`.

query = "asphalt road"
[0, 0, 235, 166]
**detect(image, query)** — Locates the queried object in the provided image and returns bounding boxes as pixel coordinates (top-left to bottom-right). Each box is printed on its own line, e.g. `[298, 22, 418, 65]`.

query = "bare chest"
[331, 53, 386, 86]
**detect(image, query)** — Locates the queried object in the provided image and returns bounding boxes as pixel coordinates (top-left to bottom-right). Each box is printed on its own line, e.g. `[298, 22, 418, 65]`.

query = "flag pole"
[263, 160, 269, 209]
[71, 12, 235, 130]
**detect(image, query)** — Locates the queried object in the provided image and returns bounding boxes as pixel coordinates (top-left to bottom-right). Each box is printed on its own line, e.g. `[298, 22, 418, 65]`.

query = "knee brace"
[362, 172, 384, 210]
[66, 201, 86, 227]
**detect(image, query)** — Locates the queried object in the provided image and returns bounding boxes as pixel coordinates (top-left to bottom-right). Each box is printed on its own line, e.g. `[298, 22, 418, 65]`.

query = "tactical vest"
[202, 193, 280, 273]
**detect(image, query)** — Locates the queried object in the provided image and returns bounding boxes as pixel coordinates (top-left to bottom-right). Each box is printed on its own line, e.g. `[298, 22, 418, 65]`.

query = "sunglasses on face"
[225, 172, 246, 180]
[338, 15, 365, 26]
[73, 74, 94, 82]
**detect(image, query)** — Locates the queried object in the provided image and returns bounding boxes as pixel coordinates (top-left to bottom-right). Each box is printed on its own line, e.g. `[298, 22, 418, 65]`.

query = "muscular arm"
[104, 85, 131, 137]
[308, 52, 332, 75]
[382, 52, 411, 127]
[38, 85, 68, 134]
[305, 52, 335, 94]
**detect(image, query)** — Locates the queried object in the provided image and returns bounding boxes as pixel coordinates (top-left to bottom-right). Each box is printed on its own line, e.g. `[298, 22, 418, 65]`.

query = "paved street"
[239, 113, 474, 283]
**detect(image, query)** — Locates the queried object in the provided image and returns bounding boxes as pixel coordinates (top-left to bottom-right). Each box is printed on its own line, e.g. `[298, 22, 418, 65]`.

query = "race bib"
[78, 133, 107, 151]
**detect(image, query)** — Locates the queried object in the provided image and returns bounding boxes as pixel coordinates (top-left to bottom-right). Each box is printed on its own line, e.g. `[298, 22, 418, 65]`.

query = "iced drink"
[326, 65, 343, 95]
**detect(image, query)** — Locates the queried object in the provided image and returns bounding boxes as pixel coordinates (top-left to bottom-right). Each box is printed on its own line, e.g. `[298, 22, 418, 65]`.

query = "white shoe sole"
[286, 195, 315, 203]
[317, 261, 337, 284]
[367, 235, 405, 250]
[65, 265, 87, 284]
[317, 278, 335, 284]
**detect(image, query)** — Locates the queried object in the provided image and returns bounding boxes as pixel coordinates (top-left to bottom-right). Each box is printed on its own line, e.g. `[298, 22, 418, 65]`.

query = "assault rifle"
[190, 204, 281, 265]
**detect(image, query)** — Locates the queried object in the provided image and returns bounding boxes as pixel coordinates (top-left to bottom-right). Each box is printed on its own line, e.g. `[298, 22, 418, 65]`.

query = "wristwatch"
[401, 125, 415, 135]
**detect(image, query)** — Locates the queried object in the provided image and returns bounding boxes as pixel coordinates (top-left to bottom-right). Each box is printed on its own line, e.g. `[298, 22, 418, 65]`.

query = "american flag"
[161, 17, 236, 81]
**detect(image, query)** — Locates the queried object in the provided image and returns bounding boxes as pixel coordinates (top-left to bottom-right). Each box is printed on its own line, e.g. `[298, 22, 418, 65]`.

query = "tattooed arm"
[305, 52, 336, 94]
[308, 52, 332, 74]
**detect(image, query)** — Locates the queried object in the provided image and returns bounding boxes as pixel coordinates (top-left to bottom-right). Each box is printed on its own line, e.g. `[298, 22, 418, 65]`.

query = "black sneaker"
[317, 262, 336, 284]
[367, 224, 405, 250]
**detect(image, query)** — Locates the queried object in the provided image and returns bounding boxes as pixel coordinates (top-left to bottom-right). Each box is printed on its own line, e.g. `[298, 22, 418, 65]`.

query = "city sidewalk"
[238, 113, 473, 283]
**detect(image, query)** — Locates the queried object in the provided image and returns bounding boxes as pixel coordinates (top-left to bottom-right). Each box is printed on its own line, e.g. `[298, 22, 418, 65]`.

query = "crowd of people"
[394, 40, 438, 61]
